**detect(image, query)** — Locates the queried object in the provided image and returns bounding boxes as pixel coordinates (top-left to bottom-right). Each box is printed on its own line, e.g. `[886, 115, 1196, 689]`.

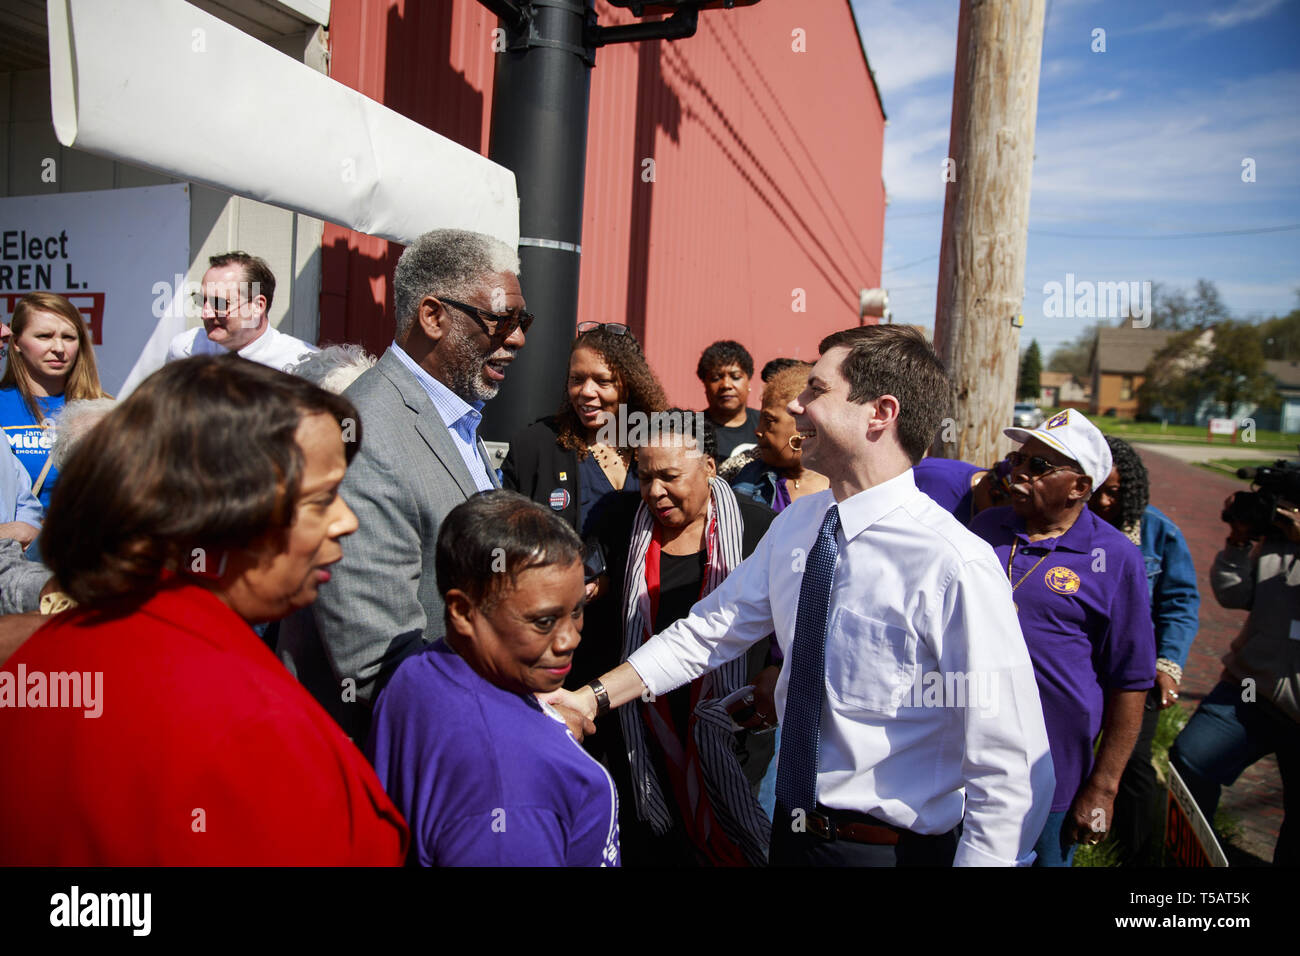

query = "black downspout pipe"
[478, 2, 710, 444]
[480, 0, 596, 446]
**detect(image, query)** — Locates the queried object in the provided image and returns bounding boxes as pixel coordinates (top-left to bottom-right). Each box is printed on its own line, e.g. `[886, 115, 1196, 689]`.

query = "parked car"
[1013, 403, 1045, 428]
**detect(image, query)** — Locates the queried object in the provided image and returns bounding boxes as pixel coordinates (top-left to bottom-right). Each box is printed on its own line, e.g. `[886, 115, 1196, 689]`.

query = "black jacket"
[501, 417, 583, 531]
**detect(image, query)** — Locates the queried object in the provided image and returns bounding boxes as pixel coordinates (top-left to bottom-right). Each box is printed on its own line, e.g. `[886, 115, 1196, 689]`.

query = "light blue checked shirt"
[390, 342, 495, 492]
[0, 435, 43, 528]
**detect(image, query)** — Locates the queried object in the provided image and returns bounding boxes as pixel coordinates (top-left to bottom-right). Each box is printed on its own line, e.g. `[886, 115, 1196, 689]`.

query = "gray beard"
[443, 326, 502, 403]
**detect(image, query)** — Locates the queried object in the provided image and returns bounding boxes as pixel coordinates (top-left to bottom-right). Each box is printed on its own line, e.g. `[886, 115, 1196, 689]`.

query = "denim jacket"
[1140, 505, 1200, 668]
[729, 458, 779, 511]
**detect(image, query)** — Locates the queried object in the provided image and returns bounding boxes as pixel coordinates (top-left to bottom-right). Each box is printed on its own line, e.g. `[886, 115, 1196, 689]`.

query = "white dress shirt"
[627, 468, 1055, 866]
[166, 325, 317, 372]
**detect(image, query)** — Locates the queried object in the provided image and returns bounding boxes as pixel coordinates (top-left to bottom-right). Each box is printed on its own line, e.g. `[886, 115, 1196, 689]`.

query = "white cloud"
[1128, 0, 1286, 34]
[1030, 71, 1300, 204]
[883, 124, 953, 203]
[1042, 58, 1086, 82]
[1061, 87, 1123, 109]
[851, 0, 958, 97]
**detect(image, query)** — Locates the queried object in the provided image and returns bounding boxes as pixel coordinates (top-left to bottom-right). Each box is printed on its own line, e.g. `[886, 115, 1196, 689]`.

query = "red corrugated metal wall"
[324, 1, 884, 407]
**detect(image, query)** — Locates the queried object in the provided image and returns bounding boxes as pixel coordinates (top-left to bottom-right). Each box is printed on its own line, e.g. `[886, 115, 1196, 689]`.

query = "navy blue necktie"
[775, 504, 840, 821]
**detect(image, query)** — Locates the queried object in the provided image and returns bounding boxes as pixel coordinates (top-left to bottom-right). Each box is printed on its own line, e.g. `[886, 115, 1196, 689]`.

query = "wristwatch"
[586, 678, 610, 717]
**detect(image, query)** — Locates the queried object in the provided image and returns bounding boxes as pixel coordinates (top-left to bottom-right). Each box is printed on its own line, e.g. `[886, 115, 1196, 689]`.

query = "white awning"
[47, 0, 520, 249]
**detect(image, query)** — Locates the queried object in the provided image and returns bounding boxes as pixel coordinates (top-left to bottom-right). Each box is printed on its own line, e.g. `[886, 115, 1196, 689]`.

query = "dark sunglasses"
[577, 321, 634, 338]
[191, 293, 244, 316]
[1006, 451, 1080, 479]
[439, 297, 534, 339]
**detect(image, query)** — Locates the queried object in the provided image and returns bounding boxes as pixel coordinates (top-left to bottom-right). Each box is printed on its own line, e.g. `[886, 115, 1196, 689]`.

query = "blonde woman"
[0, 293, 111, 509]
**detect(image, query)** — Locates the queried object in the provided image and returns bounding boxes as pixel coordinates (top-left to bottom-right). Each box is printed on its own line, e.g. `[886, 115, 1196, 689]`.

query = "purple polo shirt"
[969, 505, 1155, 811]
[367, 641, 620, 866]
[914, 457, 983, 525]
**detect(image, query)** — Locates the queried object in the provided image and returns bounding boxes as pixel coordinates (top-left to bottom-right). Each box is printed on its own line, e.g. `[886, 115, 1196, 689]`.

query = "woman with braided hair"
[1090, 435, 1200, 865]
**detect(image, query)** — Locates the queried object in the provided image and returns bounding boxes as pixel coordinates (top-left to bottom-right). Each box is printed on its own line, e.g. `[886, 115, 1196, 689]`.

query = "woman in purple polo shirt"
[366, 491, 620, 866]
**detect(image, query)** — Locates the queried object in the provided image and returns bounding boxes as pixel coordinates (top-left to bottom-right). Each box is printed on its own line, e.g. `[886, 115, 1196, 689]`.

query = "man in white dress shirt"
[548, 325, 1054, 866]
[166, 252, 316, 372]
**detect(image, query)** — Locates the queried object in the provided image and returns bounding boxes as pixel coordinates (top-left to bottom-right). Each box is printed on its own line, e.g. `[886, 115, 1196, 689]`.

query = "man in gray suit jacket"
[278, 229, 529, 739]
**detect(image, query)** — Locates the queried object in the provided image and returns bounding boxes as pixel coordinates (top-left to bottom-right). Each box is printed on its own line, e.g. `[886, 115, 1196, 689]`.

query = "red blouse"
[0, 583, 408, 865]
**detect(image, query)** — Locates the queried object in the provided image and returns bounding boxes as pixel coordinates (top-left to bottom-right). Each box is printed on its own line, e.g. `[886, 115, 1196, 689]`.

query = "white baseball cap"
[1004, 408, 1113, 490]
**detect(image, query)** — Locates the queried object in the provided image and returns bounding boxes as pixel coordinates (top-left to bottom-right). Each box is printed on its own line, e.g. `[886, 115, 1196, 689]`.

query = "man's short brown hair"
[817, 325, 950, 463]
[210, 251, 275, 313]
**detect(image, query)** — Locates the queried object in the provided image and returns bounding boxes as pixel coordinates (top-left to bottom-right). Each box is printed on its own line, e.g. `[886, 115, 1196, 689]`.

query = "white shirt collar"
[235, 325, 277, 360]
[835, 467, 918, 541]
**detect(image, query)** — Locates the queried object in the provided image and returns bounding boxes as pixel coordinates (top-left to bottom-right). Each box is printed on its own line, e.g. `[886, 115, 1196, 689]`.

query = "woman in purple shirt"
[367, 491, 620, 866]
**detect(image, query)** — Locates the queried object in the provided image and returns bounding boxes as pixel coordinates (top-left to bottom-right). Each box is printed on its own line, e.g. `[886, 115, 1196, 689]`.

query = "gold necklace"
[1006, 540, 1049, 614]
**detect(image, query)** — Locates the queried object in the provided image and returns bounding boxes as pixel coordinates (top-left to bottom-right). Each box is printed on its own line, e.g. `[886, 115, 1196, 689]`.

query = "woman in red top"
[0, 355, 408, 865]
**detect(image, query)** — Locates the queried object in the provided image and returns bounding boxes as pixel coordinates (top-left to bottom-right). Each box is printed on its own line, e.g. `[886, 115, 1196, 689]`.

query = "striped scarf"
[618, 477, 770, 865]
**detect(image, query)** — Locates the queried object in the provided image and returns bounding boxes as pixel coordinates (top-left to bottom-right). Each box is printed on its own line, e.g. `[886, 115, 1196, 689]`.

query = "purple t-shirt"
[969, 506, 1156, 811]
[914, 457, 983, 525]
[367, 642, 620, 866]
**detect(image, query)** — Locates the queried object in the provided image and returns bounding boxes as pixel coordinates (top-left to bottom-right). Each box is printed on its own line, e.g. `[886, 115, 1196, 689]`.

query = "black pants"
[769, 804, 959, 867]
[1113, 687, 1163, 866]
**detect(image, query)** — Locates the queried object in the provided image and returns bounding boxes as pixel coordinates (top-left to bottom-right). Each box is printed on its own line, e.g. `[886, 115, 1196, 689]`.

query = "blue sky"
[852, 0, 1300, 359]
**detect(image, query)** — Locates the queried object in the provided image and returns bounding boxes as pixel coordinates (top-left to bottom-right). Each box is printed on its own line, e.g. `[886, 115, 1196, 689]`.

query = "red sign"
[1, 291, 105, 345]
[1165, 764, 1228, 867]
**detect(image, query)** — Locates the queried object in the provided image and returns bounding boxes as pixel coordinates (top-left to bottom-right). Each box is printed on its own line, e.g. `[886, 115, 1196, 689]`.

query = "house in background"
[1101, 325, 1300, 432]
[1089, 326, 1177, 417]
[1258, 360, 1300, 433]
[1039, 371, 1090, 410]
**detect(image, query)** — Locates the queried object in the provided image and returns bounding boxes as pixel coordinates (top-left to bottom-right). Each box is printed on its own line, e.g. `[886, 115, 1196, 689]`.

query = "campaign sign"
[0, 183, 190, 396]
[1165, 762, 1229, 867]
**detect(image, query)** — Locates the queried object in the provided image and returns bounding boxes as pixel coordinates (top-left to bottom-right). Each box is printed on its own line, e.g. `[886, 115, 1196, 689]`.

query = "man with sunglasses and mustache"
[277, 229, 533, 741]
[971, 409, 1155, 866]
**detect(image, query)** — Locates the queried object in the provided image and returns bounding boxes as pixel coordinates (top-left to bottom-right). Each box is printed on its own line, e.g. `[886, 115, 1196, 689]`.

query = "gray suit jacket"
[277, 348, 498, 739]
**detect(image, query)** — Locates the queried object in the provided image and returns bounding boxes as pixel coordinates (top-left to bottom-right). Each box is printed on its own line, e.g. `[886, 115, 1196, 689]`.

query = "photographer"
[1169, 483, 1300, 866]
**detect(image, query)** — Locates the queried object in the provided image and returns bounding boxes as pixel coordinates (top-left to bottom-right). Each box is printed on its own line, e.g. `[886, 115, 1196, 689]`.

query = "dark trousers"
[769, 804, 959, 867]
[1113, 687, 1163, 866]
[1171, 681, 1299, 866]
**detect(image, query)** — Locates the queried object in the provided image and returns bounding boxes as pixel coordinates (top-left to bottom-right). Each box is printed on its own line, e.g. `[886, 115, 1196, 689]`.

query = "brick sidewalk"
[1140, 448, 1285, 865]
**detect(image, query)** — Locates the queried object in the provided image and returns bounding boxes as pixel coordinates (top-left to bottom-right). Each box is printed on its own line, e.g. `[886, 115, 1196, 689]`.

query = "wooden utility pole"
[932, 0, 1046, 464]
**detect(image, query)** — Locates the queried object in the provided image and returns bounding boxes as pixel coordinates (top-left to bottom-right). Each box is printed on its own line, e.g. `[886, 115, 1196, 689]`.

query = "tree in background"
[1203, 320, 1279, 416]
[1256, 291, 1300, 359]
[1046, 322, 1104, 378]
[1018, 339, 1043, 401]
[1138, 322, 1278, 422]
[1137, 328, 1211, 421]
[1147, 282, 1189, 330]
[1145, 278, 1230, 330]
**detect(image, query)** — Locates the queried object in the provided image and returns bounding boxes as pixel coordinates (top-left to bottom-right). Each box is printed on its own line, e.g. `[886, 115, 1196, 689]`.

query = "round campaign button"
[549, 488, 570, 511]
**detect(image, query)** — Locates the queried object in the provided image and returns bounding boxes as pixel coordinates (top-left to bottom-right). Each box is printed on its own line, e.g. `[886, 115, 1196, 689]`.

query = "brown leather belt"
[806, 808, 901, 846]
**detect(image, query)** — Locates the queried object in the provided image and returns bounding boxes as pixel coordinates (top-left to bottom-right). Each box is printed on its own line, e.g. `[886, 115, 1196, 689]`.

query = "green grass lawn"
[1089, 416, 1298, 452]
